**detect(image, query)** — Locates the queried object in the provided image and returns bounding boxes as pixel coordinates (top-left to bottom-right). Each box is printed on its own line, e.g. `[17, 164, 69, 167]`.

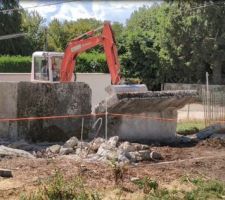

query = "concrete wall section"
[95, 90, 198, 143]
[117, 111, 177, 143]
[0, 83, 18, 138]
[0, 82, 92, 142]
[0, 73, 111, 111]
[76, 73, 111, 110]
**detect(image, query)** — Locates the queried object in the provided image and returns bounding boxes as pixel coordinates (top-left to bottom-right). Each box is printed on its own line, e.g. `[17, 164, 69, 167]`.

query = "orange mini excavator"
[31, 21, 147, 93]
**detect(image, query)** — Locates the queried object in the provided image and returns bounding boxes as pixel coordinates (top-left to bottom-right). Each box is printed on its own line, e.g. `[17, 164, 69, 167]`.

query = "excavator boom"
[31, 22, 147, 96]
[60, 22, 121, 84]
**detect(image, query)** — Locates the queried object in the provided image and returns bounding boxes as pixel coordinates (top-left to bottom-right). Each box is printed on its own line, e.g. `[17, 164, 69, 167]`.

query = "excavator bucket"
[105, 84, 148, 95]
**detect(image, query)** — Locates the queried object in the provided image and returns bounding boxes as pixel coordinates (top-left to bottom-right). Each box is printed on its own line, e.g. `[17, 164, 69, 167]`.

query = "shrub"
[76, 52, 108, 73]
[0, 55, 31, 73]
[0, 52, 107, 73]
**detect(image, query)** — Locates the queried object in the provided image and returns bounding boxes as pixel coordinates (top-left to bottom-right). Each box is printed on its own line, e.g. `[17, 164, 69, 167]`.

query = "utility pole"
[44, 27, 48, 51]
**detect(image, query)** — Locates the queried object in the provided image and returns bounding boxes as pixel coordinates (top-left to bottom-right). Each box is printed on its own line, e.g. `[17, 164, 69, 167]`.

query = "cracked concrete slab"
[95, 90, 198, 143]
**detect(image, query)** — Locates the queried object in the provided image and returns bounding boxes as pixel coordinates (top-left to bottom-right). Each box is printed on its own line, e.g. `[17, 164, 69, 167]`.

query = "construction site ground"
[0, 138, 225, 200]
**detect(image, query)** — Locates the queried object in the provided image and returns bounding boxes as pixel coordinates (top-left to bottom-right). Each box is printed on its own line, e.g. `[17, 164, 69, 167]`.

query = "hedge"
[0, 53, 107, 73]
[76, 52, 108, 73]
[0, 56, 31, 73]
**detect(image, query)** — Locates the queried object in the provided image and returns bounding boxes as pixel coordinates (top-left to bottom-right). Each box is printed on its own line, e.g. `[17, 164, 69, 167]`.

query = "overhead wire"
[0, 0, 223, 14]
[0, 0, 75, 13]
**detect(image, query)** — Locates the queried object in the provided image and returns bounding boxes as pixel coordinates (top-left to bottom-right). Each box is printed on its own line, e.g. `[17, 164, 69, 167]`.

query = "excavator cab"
[31, 51, 64, 82]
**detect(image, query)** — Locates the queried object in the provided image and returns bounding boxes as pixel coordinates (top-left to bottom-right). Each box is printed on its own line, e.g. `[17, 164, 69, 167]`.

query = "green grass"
[19, 170, 101, 200]
[177, 120, 205, 135]
[20, 170, 225, 200]
[139, 177, 225, 200]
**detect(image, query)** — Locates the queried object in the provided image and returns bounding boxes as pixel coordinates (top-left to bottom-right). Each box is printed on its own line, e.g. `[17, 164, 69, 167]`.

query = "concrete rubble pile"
[44, 136, 163, 164]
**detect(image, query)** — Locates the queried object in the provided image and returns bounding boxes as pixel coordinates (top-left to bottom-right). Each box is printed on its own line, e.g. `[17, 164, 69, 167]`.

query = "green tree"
[0, 0, 24, 55]
[21, 10, 45, 54]
[47, 19, 67, 51]
[160, 2, 225, 84]
[121, 4, 164, 89]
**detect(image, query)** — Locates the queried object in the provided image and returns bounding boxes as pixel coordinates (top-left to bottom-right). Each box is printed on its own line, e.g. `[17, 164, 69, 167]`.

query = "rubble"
[46, 144, 61, 154]
[42, 136, 163, 164]
[59, 147, 74, 155]
[63, 136, 79, 149]
[89, 137, 106, 152]
[0, 136, 163, 164]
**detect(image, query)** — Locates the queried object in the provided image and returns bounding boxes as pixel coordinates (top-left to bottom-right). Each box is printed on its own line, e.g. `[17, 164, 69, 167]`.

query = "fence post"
[105, 98, 108, 140]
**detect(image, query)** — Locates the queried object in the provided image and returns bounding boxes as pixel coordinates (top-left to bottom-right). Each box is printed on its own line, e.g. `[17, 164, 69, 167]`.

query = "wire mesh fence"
[202, 87, 225, 127]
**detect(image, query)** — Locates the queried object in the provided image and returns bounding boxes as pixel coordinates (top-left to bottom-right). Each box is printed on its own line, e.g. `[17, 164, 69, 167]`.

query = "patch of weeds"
[108, 159, 127, 185]
[184, 178, 225, 200]
[145, 188, 183, 200]
[144, 177, 225, 200]
[19, 170, 101, 200]
[132, 177, 158, 194]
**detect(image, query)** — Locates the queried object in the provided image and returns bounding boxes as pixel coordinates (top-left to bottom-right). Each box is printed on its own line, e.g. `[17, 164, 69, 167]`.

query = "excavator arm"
[60, 22, 121, 84]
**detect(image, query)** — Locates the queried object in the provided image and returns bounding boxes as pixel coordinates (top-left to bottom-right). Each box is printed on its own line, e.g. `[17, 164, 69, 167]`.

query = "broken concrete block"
[89, 137, 106, 152]
[107, 136, 119, 147]
[46, 144, 61, 154]
[64, 136, 79, 149]
[118, 141, 136, 152]
[117, 153, 130, 165]
[126, 150, 151, 162]
[150, 151, 163, 160]
[97, 143, 112, 157]
[59, 147, 74, 155]
[0, 145, 35, 158]
[95, 90, 198, 143]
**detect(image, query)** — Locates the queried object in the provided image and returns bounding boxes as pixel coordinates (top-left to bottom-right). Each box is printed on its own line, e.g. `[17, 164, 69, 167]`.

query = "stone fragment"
[64, 137, 79, 149]
[150, 151, 163, 160]
[117, 152, 130, 164]
[59, 147, 74, 155]
[0, 145, 35, 158]
[77, 141, 90, 148]
[130, 177, 140, 182]
[75, 147, 90, 156]
[90, 137, 106, 152]
[46, 144, 61, 154]
[126, 150, 151, 162]
[119, 141, 136, 152]
[133, 143, 149, 151]
[106, 150, 118, 160]
[107, 136, 119, 147]
[97, 142, 116, 158]
[8, 140, 32, 151]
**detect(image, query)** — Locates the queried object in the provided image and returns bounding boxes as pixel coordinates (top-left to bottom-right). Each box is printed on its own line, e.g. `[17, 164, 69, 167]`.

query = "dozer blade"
[105, 84, 148, 95]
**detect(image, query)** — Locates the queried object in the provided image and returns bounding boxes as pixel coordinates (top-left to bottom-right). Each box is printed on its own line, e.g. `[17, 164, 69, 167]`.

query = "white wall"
[76, 73, 111, 110]
[0, 73, 111, 111]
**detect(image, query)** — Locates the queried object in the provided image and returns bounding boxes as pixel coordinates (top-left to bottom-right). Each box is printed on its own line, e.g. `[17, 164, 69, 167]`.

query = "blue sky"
[20, 1, 160, 24]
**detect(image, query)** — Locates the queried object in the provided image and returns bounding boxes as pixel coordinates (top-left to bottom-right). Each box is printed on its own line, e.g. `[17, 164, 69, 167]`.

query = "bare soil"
[1, 139, 225, 200]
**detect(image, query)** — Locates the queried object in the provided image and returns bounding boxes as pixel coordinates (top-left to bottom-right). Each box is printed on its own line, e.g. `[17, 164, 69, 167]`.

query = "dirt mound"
[198, 138, 225, 148]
